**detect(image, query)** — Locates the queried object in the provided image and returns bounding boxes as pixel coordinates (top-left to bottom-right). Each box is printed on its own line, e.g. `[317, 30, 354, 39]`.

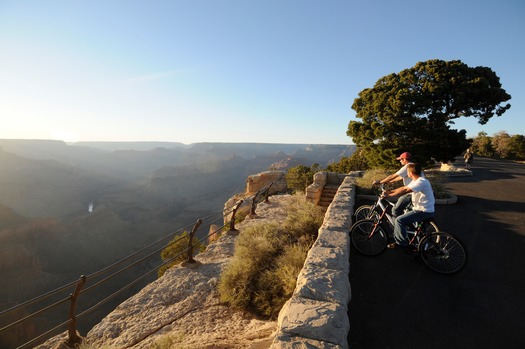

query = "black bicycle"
[350, 185, 468, 274]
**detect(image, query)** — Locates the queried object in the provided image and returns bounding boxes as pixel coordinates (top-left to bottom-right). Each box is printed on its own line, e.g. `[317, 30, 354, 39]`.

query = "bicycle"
[354, 184, 440, 232]
[350, 185, 468, 274]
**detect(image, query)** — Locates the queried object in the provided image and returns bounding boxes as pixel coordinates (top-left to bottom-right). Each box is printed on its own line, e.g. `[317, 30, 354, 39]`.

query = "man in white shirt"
[373, 151, 416, 217]
[383, 163, 435, 247]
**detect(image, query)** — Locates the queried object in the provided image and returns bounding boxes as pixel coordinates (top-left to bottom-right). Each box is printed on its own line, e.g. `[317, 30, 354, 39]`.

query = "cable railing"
[0, 183, 275, 349]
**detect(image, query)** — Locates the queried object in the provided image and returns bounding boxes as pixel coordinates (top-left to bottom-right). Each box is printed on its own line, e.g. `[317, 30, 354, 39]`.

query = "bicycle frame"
[359, 186, 434, 249]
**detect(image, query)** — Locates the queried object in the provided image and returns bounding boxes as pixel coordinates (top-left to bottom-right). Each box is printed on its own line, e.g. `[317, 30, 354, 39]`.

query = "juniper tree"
[347, 59, 511, 168]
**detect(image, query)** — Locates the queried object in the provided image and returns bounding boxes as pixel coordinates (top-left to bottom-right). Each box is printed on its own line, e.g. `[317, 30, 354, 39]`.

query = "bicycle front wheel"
[419, 232, 468, 274]
[350, 219, 388, 256]
[355, 204, 379, 222]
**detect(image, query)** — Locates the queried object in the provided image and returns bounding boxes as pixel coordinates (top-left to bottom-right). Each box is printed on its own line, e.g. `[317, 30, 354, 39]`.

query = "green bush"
[219, 195, 323, 319]
[286, 164, 320, 193]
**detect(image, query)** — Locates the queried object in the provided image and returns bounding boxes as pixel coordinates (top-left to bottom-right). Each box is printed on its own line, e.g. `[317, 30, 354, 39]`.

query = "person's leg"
[393, 211, 413, 246]
[392, 193, 412, 217]
[394, 211, 434, 246]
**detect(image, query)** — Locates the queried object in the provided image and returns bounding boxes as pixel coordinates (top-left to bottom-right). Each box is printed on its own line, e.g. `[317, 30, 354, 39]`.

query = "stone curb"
[270, 176, 354, 349]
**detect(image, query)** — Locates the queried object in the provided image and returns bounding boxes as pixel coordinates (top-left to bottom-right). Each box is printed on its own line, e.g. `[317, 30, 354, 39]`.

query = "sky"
[0, 0, 523, 145]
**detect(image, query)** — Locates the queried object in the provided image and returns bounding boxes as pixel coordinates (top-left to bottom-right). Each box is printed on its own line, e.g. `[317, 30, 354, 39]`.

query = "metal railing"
[0, 183, 275, 349]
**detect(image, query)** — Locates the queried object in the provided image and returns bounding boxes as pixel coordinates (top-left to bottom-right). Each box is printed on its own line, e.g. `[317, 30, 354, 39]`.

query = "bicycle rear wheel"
[350, 219, 388, 256]
[422, 220, 439, 233]
[419, 232, 468, 274]
[355, 204, 379, 222]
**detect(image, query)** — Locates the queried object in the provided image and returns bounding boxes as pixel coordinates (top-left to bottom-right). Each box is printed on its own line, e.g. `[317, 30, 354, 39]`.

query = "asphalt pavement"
[347, 157, 525, 349]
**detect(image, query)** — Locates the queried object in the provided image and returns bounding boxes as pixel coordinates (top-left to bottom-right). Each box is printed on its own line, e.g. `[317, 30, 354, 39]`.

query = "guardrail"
[0, 184, 275, 349]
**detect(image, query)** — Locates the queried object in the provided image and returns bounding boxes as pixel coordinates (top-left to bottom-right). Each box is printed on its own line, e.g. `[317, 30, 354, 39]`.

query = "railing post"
[249, 190, 261, 218]
[229, 200, 244, 233]
[264, 182, 274, 203]
[186, 219, 203, 263]
[65, 275, 86, 347]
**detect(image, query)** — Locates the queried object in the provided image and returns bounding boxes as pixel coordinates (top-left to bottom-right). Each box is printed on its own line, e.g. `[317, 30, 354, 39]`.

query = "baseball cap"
[396, 152, 412, 160]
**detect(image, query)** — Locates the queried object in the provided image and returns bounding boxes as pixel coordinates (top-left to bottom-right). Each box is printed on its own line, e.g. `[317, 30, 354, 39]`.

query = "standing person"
[373, 151, 416, 217]
[383, 163, 435, 247]
[464, 149, 474, 170]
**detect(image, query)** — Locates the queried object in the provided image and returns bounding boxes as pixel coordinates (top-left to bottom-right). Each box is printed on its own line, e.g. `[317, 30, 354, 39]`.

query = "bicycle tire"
[422, 220, 439, 233]
[350, 219, 388, 256]
[419, 232, 468, 274]
[355, 204, 379, 222]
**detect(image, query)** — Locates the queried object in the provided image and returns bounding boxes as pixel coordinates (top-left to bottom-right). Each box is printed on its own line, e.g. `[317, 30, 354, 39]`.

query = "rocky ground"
[38, 195, 298, 349]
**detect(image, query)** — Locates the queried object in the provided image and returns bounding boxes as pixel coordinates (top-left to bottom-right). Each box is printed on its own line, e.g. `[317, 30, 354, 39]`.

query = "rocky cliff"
[37, 195, 302, 349]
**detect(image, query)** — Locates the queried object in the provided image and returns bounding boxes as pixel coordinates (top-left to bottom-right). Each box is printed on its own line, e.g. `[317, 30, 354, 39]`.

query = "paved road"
[347, 157, 525, 349]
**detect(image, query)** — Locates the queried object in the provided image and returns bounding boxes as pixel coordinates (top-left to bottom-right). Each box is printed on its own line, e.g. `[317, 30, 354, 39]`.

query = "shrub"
[354, 168, 393, 194]
[218, 222, 285, 310]
[219, 195, 323, 319]
[254, 242, 311, 318]
[326, 149, 369, 172]
[78, 344, 115, 349]
[356, 168, 450, 199]
[425, 170, 448, 199]
[286, 164, 320, 193]
[150, 333, 184, 349]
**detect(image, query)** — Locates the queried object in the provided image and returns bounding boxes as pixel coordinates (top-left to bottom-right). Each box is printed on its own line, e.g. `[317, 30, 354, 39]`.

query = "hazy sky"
[1, 0, 523, 144]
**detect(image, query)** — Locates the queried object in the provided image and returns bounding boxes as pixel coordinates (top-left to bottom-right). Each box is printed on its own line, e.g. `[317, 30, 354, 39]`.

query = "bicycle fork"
[367, 209, 388, 240]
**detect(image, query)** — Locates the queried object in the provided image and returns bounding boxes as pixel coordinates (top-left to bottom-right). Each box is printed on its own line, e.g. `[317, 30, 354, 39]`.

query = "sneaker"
[387, 242, 408, 249]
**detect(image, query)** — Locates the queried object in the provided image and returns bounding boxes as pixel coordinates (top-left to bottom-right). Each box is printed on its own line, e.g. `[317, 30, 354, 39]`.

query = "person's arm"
[373, 173, 402, 185]
[384, 185, 412, 198]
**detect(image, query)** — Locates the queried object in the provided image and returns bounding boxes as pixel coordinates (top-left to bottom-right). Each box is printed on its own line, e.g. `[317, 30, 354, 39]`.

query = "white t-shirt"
[407, 177, 435, 213]
[396, 163, 425, 186]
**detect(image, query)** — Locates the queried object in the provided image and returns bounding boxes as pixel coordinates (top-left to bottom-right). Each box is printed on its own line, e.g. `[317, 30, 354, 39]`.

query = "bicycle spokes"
[419, 232, 468, 274]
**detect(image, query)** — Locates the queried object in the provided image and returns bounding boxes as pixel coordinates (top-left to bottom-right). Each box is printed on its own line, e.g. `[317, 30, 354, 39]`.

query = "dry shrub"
[357, 168, 450, 199]
[425, 170, 449, 199]
[355, 168, 393, 194]
[254, 242, 311, 318]
[219, 195, 323, 319]
[218, 223, 284, 310]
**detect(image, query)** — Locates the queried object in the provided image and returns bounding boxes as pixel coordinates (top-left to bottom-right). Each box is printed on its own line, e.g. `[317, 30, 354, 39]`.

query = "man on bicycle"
[373, 151, 417, 217]
[383, 163, 435, 248]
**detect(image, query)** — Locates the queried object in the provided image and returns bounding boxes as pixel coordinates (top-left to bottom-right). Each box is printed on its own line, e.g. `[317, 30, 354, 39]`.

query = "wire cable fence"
[0, 183, 275, 349]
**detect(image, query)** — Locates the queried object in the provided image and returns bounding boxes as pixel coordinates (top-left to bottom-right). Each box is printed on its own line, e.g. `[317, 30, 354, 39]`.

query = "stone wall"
[270, 175, 356, 349]
[306, 171, 349, 205]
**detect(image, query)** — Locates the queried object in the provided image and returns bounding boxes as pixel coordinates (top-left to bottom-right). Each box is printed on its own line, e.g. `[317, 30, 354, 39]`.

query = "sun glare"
[51, 129, 80, 143]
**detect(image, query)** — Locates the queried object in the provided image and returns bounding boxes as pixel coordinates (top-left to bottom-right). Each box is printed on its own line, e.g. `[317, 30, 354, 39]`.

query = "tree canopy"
[347, 59, 511, 167]
[471, 131, 525, 160]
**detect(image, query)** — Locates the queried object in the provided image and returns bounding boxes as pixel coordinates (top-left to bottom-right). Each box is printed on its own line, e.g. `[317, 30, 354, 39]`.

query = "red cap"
[396, 152, 412, 160]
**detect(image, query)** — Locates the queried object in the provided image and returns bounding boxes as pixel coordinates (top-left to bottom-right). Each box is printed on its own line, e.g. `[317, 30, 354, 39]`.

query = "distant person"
[373, 151, 417, 217]
[464, 148, 474, 170]
[383, 163, 435, 247]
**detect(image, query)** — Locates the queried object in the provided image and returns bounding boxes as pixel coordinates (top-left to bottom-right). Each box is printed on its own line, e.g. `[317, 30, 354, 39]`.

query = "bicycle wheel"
[355, 204, 379, 222]
[350, 219, 388, 256]
[422, 220, 439, 234]
[419, 232, 468, 274]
